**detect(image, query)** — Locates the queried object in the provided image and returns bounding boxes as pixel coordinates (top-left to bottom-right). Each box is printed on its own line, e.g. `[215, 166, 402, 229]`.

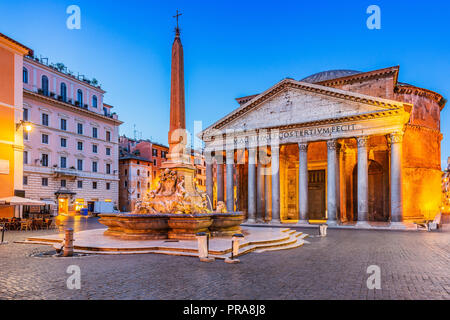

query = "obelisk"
[162, 11, 198, 196]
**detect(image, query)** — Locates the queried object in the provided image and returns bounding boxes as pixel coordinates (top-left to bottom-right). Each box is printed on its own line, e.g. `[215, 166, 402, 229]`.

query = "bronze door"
[308, 170, 326, 220]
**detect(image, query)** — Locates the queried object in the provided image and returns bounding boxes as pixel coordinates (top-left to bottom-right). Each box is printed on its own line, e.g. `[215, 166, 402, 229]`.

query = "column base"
[327, 220, 338, 226]
[246, 218, 256, 223]
[296, 220, 309, 226]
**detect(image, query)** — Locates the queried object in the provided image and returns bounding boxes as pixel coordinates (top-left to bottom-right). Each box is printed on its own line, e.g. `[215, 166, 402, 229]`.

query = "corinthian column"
[205, 154, 213, 210]
[226, 149, 234, 212]
[356, 136, 369, 224]
[256, 149, 266, 222]
[390, 132, 404, 222]
[298, 142, 308, 223]
[327, 140, 337, 223]
[216, 154, 224, 203]
[271, 146, 281, 223]
[247, 147, 257, 222]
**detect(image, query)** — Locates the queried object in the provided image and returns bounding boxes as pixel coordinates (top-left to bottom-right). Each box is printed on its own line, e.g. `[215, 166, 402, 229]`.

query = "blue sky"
[1, 0, 449, 167]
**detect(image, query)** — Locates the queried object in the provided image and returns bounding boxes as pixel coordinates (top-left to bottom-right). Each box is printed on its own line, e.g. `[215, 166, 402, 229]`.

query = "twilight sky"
[1, 0, 449, 167]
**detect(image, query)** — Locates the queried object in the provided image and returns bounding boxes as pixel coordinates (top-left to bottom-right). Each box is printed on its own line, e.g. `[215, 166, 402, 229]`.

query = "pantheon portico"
[199, 67, 445, 228]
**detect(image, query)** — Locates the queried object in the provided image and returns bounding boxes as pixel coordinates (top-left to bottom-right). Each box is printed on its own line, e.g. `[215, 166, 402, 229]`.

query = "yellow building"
[0, 34, 31, 217]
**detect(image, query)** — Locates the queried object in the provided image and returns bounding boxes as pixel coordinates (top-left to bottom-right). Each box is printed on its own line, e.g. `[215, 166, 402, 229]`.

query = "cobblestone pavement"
[0, 217, 448, 300]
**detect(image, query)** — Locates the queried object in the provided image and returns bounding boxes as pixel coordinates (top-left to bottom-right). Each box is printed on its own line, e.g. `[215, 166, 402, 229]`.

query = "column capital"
[326, 139, 337, 150]
[356, 136, 369, 148]
[298, 142, 308, 152]
[389, 132, 404, 144]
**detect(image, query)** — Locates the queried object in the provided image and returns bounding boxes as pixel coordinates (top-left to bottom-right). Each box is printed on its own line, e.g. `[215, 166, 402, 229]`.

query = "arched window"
[77, 89, 83, 106]
[92, 95, 97, 108]
[23, 68, 28, 83]
[60, 83, 67, 102]
[41, 75, 49, 95]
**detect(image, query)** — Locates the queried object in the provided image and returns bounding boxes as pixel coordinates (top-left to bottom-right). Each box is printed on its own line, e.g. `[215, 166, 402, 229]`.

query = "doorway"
[58, 198, 69, 215]
[308, 170, 326, 220]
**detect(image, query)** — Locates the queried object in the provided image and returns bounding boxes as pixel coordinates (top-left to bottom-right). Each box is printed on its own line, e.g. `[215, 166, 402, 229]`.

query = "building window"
[23, 67, 28, 83]
[60, 157, 67, 168]
[92, 144, 98, 153]
[147, 182, 150, 189]
[106, 182, 110, 190]
[41, 134, 49, 144]
[106, 147, 111, 156]
[61, 138, 67, 147]
[42, 177, 48, 186]
[152, 148, 158, 157]
[147, 171, 150, 177]
[106, 131, 111, 142]
[61, 119, 67, 131]
[23, 108, 28, 121]
[77, 89, 83, 106]
[92, 181, 97, 189]
[23, 176, 28, 185]
[77, 141, 83, 151]
[106, 163, 111, 174]
[77, 180, 83, 189]
[153, 159, 156, 166]
[137, 181, 141, 188]
[61, 179, 66, 188]
[124, 180, 128, 187]
[77, 123, 83, 135]
[77, 159, 83, 171]
[60, 118, 67, 131]
[92, 127, 98, 138]
[92, 95, 97, 108]
[41, 154, 49, 167]
[23, 131, 29, 140]
[60, 83, 67, 102]
[161, 151, 167, 159]
[137, 169, 140, 176]
[124, 169, 128, 175]
[41, 75, 49, 95]
[23, 151, 28, 165]
[92, 161, 98, 173]
[61, 157, 67, 168]
[42, 113, 49, 126]
[137, 193, 140, 199]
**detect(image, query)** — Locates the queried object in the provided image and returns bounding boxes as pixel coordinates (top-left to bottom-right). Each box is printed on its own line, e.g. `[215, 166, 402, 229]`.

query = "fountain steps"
[18, 227, 309, 259]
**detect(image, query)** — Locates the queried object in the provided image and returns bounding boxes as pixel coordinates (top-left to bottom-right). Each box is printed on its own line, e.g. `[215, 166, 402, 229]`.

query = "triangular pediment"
[200, 79, 410, 138]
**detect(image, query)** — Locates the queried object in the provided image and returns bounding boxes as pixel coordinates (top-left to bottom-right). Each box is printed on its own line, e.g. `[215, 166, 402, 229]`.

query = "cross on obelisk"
[173, 10, 182, 33]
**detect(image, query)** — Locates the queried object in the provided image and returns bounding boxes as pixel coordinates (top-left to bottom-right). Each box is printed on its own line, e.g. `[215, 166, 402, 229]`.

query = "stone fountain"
[99, 22, 244, 240]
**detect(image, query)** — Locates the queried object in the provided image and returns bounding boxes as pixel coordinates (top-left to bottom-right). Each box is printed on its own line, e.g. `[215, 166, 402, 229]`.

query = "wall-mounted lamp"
[16, 120, 33, 132]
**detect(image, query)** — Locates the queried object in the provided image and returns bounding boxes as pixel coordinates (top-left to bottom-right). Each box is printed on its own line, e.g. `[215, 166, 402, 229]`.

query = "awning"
[0, 196, 46, 206]
[41, 199, 56, 206]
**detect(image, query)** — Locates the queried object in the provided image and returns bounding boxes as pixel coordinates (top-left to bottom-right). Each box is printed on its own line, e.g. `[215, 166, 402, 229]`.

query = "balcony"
[53, 167, 79, 178]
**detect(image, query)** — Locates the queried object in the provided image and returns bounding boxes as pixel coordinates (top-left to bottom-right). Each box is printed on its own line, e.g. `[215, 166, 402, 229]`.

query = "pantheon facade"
[199, 66, 445, 227]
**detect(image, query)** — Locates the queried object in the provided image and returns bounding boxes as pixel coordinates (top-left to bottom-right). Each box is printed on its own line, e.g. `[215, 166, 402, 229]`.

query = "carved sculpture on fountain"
[134, 168, 211, 214]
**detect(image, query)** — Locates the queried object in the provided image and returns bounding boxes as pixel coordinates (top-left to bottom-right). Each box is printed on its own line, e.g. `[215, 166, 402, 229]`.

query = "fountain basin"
[99, 212, 245, 240]
[99, 214, 169, 240]
[167, 214, 214, 240]
[210, 212, 245, 237]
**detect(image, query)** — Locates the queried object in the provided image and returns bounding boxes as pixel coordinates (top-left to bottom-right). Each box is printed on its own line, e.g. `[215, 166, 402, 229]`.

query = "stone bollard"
[225, 233, 244, 264]
[196, 232, 214, 262]
[0, 223, 7, 245]
[319, 224, 328, 237]
[63, 228, 74, 257]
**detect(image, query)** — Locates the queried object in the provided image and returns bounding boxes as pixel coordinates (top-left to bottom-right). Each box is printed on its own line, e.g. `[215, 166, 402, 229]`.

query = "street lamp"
[16, 120, 33, 132]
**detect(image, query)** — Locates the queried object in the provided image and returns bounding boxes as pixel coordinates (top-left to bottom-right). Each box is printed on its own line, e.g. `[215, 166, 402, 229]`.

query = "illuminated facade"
[200, 67, 446, 226]
[8, 34, 123, 215]
[0, 34, 30, 218]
